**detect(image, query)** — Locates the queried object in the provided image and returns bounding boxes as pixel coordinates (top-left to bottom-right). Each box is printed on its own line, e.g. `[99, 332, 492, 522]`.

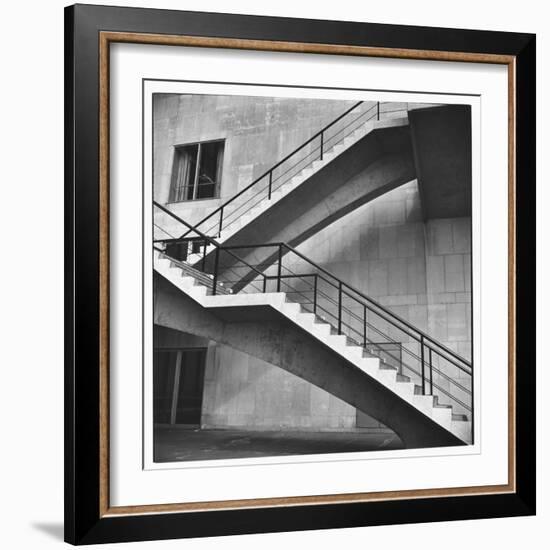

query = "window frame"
[168, 138, 225, 203]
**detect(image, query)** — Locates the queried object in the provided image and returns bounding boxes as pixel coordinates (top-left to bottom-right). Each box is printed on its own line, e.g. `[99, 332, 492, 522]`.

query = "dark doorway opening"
[153, 348, 207, 427]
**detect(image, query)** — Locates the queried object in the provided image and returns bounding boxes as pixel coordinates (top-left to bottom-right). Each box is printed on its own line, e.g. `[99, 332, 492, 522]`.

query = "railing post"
[268, 171, 273, 200]
[338, 282, 343, 335]
[277, 244, 282, 292]
[218, 206, 224, 237]
[420, 335, 425, 394]
[363, 304, 367, 348]
[398, 344, 403, 375]
[377, 101, 380, 121]
[263, 275, 267, 293]
[201, 239, 207, 272]
[212, 246, 220, 296]
[313, 275, 317, 315]
[320, 131, 324, 161]
[429, 347, 433, 395]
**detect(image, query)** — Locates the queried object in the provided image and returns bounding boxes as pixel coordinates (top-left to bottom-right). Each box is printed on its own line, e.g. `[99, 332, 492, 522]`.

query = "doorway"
[153, 348, 207, 427]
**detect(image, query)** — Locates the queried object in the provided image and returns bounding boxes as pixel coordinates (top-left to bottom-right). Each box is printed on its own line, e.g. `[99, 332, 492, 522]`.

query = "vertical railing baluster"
[420, 335, 425, 394]
[377, 101, 380, 121]
[212, 246, 220, 296]
[263, 275, 267, 294]
[363, 304, 367, 348]
[398, 343, 403, 375]
[268, 171, 273, 200]
[338, 282, 343, 335]
[201, 239, 207, 272]
[320, 131, 324, 161]
[277, 244, 282, 292]
[313, 275, 317, 315]
[429, 347, 433, 395]
[218, 206, 224, 237]
[185, 240, 190, 262]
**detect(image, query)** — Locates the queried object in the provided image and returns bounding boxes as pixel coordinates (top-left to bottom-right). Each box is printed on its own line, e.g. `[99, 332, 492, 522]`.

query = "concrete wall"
[425, 218, 472, 362]
[153, 94, 356, 231]
[201, 345, 357, 431]
[154, 323, 358, 431]
[287, 180, 471, 411]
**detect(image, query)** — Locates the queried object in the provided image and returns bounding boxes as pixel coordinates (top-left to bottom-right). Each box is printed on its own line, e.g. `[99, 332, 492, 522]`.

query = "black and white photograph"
[151, 92, 474, 463]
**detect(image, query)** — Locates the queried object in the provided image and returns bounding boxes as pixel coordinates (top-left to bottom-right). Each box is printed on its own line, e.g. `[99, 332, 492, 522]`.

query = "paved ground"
[154, 426, 404, 462]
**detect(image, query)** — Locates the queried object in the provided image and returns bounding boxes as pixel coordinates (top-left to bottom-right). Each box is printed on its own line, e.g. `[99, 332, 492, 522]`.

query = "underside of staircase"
[154, 251, 472, 447]
[188, 117, 414, 278]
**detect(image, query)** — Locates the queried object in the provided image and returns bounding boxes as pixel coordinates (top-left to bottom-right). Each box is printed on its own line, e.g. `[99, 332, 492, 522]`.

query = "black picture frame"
[65, 3, 536, 545]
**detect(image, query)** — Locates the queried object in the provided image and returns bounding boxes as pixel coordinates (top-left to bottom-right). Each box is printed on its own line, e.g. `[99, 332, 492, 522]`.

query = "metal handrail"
[155, 219, 473, 415]
[177, 100, 366, 239]
[156, 225, 471, 375]
[219, 242, 471, 373]
[153, 201, 268, 285]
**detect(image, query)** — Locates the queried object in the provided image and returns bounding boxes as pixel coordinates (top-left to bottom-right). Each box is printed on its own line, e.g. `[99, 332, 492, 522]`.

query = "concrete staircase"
[154, 250, 472, 445]
[161, 255, 232, 295]
[186, 111, 410, 265]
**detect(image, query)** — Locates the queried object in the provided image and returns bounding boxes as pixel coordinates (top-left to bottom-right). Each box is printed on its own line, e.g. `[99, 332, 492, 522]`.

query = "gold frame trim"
[98, 31, 516, 517]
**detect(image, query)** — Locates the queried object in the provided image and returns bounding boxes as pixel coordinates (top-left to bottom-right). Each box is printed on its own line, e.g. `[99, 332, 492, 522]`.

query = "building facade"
[153, 93, 472, 435]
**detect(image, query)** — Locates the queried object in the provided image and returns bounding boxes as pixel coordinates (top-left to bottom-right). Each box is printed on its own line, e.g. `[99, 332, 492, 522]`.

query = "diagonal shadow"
[31, 522, 64, 542]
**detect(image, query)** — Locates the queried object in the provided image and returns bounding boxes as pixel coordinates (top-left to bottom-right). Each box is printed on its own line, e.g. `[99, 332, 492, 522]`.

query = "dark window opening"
[164, 238, 205, 262]
[169, 140, 224, 202]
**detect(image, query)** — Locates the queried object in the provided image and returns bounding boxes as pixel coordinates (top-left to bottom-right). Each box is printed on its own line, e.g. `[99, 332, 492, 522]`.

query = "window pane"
[197, 141, 224, 198]
[171, 144, 198, 201]
[169, 141, 224, 201]
[196, 182, 216, 199]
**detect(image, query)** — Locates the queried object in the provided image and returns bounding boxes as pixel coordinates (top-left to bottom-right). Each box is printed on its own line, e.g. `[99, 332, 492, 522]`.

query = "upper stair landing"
[154, 101, 413, 263]
[194, 114, 409, 254]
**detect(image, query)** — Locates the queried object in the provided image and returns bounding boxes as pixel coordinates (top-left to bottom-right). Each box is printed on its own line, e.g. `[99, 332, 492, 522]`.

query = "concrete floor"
[154, 426, 404, 462]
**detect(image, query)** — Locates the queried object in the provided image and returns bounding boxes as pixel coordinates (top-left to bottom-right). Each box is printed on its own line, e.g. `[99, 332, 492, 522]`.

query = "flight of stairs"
[159, 253, 232, 295]
[186, 114, 409, 264]
[154, 250, 472, 444]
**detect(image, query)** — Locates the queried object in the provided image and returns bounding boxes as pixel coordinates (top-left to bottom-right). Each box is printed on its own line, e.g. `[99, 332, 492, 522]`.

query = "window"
[169, 140, 224, 202]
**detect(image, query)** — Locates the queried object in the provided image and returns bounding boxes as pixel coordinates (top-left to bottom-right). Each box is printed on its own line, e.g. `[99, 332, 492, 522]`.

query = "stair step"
[312, 321, 331, 336]
[379, 364, 397, 371]
[431, 407, 452, 429]
[452, 413, 469, 422]
[450, 419, 472, 443]
[433, 395, 451, 408]
[312, 160, 323, 170]
[187, 284, 208, 297]
[298, 312, 316, 326]
[330, 334, 348, 347]
[396, 373, 410, 382]
[345, 345, 365, 359]
[162, 254, 231, 295]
